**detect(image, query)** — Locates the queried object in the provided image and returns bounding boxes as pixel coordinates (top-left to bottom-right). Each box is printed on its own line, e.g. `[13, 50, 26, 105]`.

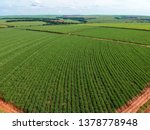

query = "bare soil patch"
[117, 86, 150, 113]
[0, 99, 22, 113]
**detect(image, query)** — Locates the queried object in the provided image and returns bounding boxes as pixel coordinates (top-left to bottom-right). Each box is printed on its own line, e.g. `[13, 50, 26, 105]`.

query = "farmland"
[0, 17, 150, 113]
[0, 25, 7, 28]
[19, 24, 150, 45]
[86, 23, 150, 30]
[0, 20, 46, 27]
[19, 24, 93, 33]
[138, 99, 150, 113]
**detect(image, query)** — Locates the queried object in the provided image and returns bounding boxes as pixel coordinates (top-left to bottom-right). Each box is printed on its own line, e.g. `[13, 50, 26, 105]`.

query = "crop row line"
[18, 28, 150, 49]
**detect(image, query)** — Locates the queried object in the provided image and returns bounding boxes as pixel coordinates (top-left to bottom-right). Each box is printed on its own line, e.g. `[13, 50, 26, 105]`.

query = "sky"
[0, 0, 150, 16]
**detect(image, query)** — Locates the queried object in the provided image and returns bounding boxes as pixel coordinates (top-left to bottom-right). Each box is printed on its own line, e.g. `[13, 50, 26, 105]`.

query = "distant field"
[77, 27, 150, 45]
[0, 20, 46, 27]
[0, 28, 150, 112]
[86, 16, 118, 23]
[19, 24, 150, 45]
[86, 15, 150, 23]
[0, 25, 7, 28]
[19, 24, 93, 33]
[0, 20, 6, 23]
[86, 23, 150, 30]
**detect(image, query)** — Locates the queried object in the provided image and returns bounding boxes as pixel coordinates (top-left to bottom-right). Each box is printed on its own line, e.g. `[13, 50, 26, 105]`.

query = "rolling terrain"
[0, 18, 150, 113]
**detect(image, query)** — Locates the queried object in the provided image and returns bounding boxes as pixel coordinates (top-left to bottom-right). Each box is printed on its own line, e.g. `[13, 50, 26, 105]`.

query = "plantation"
[0, 25, 7, 28]
[0, 26, 150, 112]
[77, 27, 150, 45]
[19, 24, 93, 33]
[0, 21, 46, 27]
[86, 23, 150, 30]
[19, 24, 150, 46]
[138, 100, 150, 112]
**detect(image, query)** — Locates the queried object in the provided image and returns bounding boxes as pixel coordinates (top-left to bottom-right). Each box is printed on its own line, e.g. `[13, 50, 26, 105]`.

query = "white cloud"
[0, 0, 150, 15]
[31, 0, 42, 6]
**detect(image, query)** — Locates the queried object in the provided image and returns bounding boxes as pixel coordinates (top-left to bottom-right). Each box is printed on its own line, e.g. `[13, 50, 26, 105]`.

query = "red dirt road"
[0, 99, 22, 113]
[117, 87, 150, 113]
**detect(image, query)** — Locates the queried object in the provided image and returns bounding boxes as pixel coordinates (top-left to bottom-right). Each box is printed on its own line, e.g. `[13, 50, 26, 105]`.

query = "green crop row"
[138, 100, 150, 112]
[18, 24, 94, 33]
[85, 23, 150, 30]
[0, 28, 150, 112]
[19, 24, 150, 46]
[77, 27, 150, 45]
[0, 20, 46, 27]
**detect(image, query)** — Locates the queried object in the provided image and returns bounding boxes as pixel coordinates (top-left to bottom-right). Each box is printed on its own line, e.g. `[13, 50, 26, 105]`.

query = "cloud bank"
[0, 0, 150, 15]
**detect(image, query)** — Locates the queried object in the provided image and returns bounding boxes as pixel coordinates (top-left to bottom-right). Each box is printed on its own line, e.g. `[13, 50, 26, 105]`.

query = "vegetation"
[0, 27, 150, 112]
[57, 16, 87, 23]
[2, 15, 150, 25]
[1, 16, 83, 25]
[0, 21, 46, 27]
[0, 15, 150, 113]
[0, 109, 4, 113]
[18, 24, 93, 33]
[19, 24, 150, 45]
[138, 100, 150, 112]
[77, 27, 150, 45]
[85, 23, 150, 30]
[0, 25, 7, 28]
[80, 15, 150, 23]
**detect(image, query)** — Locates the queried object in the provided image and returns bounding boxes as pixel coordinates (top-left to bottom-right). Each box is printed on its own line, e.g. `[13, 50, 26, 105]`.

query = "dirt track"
[117, 87, 150, 113]
[0, 99, 22, 113]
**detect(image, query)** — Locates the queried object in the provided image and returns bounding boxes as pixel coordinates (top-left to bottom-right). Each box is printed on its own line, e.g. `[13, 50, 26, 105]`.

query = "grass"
[0, 25, 7, 28]
[138, 100, 150, 112]
[86, 15, 119, 23]
[0, 20, 8, 28]
[0, 28, 150, 112]
[85, 23, 150, 30]
[0, 20, 46, 27]
[19, 24, 150, 45]
[19, 24, 93, 33]
[0, 109, 4, 113]
[77, 27, 150, 45]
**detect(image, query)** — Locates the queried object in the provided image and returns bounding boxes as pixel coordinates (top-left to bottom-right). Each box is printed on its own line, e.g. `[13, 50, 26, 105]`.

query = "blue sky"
[0, 0, 150, 16]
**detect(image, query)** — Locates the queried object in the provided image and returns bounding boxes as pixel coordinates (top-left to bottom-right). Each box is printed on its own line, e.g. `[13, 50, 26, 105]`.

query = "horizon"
[1, 14, 150, 17]
[0, 0, 150, 16]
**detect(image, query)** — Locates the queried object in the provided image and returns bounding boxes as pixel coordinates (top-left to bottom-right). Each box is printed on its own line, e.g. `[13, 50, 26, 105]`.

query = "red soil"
[0, 99, 22, 113]
[117, 87, 150, 113]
